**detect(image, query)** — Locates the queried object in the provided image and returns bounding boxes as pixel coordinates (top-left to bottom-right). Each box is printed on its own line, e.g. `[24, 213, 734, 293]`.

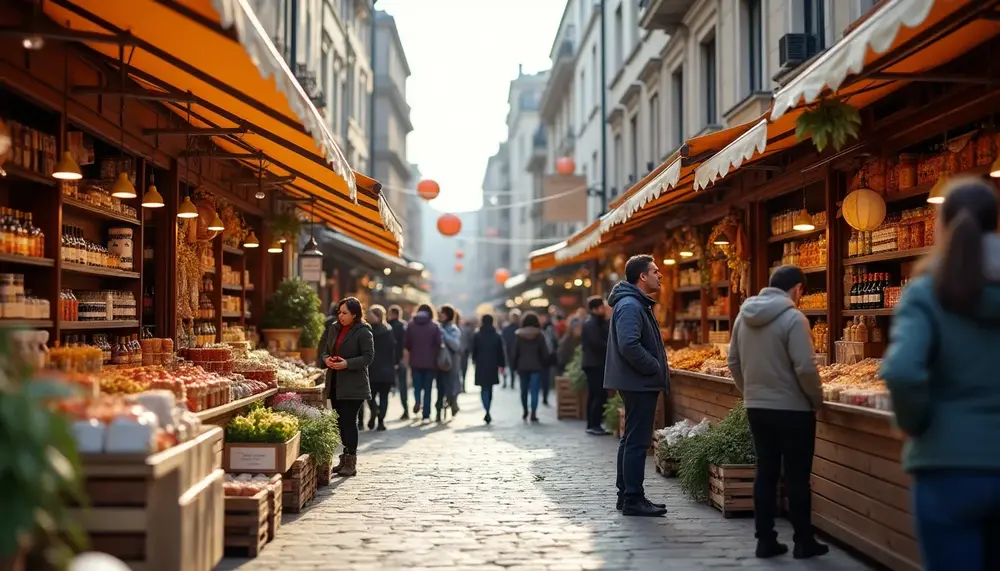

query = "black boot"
[756, 538, 789, 559]
[621, 497, 666, 517]
[522, 407, 528, 421]
[530, 410, 539, 423]
[793, 540, 829, 559]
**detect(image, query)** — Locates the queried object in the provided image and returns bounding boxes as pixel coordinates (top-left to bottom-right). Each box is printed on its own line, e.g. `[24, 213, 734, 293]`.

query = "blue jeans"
[481, 385, 493, 412]
[396, 364, 408, 409]
[411, 368, 435, 419]
[616, 390, 658, 499]
[518, 371, 542, 412]
[913, 470, 1000, 570]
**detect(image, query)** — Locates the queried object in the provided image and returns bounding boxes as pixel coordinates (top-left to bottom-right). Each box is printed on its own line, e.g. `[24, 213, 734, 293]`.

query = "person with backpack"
[511, 311, 551, 423]
[471, 313, 506, 424]
[435, 304, 463, 421]
[403, 303, 441, 423]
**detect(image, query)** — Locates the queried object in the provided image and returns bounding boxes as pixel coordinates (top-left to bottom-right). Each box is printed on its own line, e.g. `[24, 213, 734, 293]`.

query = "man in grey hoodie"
[727, 265, 828, 560]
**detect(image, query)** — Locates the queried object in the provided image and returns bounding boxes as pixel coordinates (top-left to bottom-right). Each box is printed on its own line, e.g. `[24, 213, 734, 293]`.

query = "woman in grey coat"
[434, 304, 463, 421]
[318, 297, 374, 477]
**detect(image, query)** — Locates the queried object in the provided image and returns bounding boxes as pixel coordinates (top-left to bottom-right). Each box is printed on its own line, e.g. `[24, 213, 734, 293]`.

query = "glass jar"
[897, 154, 918, 189]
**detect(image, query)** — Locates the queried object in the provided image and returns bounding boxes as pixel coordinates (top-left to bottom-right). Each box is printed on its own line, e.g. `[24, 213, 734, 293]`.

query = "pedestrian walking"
[500, 309, 520, 389]
[556, 315, 582, 374]
[727, 265, 827, 558]
[403, 303, 442, 423]
[436, 304, 463, 421]
[604, 255, 668, 517]
[366, 305, 395, 432]
[318, 297, 374, 477]
[581, 295, 610, 435]
[460, 318, 475, 392]
[880, 178, 1000, 571]
[540, 312, 559, 406]
[387, 305, 409, 420]
[510, 311, 551, 423]
[471, 313, 506, 424]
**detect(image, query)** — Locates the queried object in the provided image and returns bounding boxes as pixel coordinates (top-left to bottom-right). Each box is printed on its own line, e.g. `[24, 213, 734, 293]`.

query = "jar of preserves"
[898, 213, 912, 251]
[898, 154, 918, 189]
[886, 158, 899, 194]
[866, 158, 887, 194]
[910, 216, 925, 249]
[977, 131, 995, 166]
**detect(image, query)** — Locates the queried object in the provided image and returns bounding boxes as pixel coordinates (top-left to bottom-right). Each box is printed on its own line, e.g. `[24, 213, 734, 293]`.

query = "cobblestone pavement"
[218, 380, 874, 571]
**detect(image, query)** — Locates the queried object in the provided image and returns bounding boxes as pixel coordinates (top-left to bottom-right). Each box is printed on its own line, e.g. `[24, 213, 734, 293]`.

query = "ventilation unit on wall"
[778, 33, 820, 70]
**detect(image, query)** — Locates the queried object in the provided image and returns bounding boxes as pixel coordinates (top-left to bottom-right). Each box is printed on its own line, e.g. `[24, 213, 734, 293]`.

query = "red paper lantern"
[437, 213, 462, 236]
[455, 250, 464, 259]
[454, 262, 464, 273]
[417, 179, 440, 200]
[494, 268, 510, 285]
[555, 156, 575, 175]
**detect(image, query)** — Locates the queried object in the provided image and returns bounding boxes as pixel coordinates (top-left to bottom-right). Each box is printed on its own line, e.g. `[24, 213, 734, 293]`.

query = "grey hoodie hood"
[412, 311, 433, 325]
[738, 287, 797, 327]
[608, 281, 655, 308]
[516, 326, 543, 340]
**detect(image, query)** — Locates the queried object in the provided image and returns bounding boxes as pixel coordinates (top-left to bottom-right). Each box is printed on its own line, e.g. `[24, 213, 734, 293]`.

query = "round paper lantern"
[454, 262, 464, 273]
[417, 179, 440, 200]
[842, 188, 886, 232]
[494, 268, 510, 285]
[455, 250, 464, 259]
[437, 213, 462, 236]
[555, 156, 575, 175]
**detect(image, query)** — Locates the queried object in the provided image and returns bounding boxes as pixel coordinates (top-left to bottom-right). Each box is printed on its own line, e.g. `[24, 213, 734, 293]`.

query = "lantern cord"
[379, 182, 590, 210]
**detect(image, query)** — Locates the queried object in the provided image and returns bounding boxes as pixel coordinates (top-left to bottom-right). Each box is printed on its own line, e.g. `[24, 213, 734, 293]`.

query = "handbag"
[437, 343, 454, 372]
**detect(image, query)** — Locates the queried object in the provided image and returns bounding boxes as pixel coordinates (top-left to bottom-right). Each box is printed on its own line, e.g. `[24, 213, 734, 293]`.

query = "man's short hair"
[624, 254, 655, 284]
[769, 265, 806, 292]
[587, 295, 604, 311]
[388, 304, 402, 317]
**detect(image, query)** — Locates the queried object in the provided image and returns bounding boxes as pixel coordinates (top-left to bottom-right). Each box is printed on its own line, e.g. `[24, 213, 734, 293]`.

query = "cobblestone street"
[218, 383, 872, 571]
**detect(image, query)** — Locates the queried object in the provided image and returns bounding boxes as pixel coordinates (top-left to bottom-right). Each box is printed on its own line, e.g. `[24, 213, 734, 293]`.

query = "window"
[580, 70, 587, 120]
[331, 64, 340, 133]
[613, 134, 622, 196]
[745, 0, 763, 93]
[628, 0, 639, 50]
[671, 67, 684, 148]
[629, 115, 639, 185]
[592, 151, 598, 187]
[614, 5, 624, 68]
[804, 0, 826, 50]
[701, 35, 717, 126]
[321, 45, 330, 120]
[649, 93, 660, 163]
[358, 72, 367, 127]
[591, 45, 598, 107]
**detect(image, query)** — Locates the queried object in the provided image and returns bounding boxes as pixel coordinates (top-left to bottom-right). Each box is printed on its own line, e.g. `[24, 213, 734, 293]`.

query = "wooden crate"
[224, 432, 301, 474]
[708, 463, 756, 518]
[556, 375, 581, 420]
[72, 427, 225, 571]
[282, 454, 316, 513]
[316, 460, 333, 487]
[276, 376, 327, 409]
[265, 474, 282, 541]
[223, 490, 269, 557]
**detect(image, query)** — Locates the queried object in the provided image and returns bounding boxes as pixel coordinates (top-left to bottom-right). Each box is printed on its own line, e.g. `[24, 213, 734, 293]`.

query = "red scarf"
[334, 326, 351, 357]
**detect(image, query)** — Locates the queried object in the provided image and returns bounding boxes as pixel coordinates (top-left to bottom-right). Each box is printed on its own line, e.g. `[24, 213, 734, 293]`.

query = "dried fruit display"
[668, 346, 723, 371]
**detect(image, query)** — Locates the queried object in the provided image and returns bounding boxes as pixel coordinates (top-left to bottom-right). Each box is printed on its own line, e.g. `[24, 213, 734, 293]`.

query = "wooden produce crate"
[224, 432, 301, 474]
[316, 460, 333, 487]
[223, 490, 269, 557]
[556, 375, 582, 420]
[282, 454, 316, 513]
[276, 373, 327, 409]
[265, 475, 282, 541]
[708, 463, 756, 518]
[72, 427, 225, 571]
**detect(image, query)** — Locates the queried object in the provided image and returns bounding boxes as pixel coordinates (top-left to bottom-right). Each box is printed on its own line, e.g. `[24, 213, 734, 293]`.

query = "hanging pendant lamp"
[792, 209, 815, 231]
[177, 196, 199, 218]
[301, 200, 323, 256]
[243, 231, 260, 248]
[111, 172, 137, 199]
[207, 210, 225, 231]
[267, 239, 283, 253]
[177, 102, 199, 219]
[112, 46, 136, 199]
[927, 175, 948, 204]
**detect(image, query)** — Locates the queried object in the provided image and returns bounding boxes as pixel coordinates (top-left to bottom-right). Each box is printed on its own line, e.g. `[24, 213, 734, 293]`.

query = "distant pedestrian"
[556, 316, 582, 374]
[403, 303, 442, 423]
[460, 318, 475, 391]
[540, 312, 559, 406]
[511, 311, 551, 423]
[387, 305, 409, 420]
[471, 314, 506, 424]
[581, 295, 610, 435]
[880, 178, 1000, 571]
[436, 304, 463, 421]
[318, 297, 374, 477]
[500, 309, 520, 389]
[605, 255, 668, 517]
[727, 265, 827, 559]
[366, 305, 395, 432]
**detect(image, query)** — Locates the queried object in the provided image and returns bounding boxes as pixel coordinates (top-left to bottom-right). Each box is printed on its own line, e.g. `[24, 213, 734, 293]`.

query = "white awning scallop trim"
[602, 157, 682, 230]
[377, 197, 405, 254]
[555, 222, 604, 261]
[694, 119, 768, 191]
[771, 0, 936, 121]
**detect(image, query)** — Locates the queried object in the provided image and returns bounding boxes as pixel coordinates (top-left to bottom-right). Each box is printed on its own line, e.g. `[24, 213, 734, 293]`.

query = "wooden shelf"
[770, 265, 826, 275]
[707, 315, 730, 321]
[843, 247, 932, 266]
[195, 388, 278, 423]
[222, 245, 244, 256]
[222, 312, 248, 319]
[676, 285, 701, 293]
[676, 313, 700, 320]
[1, 164, 58, 187]
[884, 164, 991, 204]
[221, 284, 243, 292]
[712, 281, 729, 289]
[63, 197, 140, 226]
[62, 262, 140, 279]
[60, 319, 140, 330]
[0, 253, 55, 267]
[202, 267, 215, 274]
[843, 308, 895, 317]
[767, 223, 827, 244]
[0, 319, 53, 328]
[677, 257, 699, 266]
[801, 309, 828, 316]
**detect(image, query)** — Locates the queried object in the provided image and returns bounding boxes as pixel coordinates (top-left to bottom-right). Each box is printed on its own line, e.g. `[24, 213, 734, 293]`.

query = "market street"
[218, 383, 872, 571]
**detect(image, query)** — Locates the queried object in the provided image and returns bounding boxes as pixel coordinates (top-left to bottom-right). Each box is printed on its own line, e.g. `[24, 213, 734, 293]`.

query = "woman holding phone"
[318, 297, 374, 477]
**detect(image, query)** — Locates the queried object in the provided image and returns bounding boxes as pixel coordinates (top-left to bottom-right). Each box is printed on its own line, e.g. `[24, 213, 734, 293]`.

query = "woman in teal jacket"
[880, 177, 1000, 570]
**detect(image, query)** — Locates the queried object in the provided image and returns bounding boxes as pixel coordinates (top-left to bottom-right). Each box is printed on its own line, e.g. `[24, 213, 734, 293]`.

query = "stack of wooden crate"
[283, 454, 317, 513]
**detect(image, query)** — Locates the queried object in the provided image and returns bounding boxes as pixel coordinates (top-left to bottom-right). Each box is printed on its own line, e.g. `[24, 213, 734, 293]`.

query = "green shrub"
[675, 401, 756, 502]
[603, 393, 623, 432]
[566, 346, 586, 391]
[262, 277, 326, 348]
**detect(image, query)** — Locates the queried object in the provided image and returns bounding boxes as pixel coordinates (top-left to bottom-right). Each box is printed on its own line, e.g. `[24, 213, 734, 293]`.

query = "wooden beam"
[72, 84, 194, 102]
[867, 72, 996, 85]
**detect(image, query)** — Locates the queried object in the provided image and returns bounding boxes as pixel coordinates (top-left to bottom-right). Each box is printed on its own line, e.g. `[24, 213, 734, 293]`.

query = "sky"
[375, 0, 566, 213]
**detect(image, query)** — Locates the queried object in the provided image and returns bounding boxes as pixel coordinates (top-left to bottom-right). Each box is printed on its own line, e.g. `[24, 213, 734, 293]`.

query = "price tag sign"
[228, 446, 277, 471]
[300, 256, 323, 282]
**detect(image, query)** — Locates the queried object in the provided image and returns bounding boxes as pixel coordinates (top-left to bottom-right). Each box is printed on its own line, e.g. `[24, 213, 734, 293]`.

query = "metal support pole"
[599, 0, 608, 217]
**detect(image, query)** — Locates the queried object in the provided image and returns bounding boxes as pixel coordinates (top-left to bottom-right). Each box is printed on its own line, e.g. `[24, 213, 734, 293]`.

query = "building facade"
[505, 68, 549, 273]
[477, 143, 512, 294]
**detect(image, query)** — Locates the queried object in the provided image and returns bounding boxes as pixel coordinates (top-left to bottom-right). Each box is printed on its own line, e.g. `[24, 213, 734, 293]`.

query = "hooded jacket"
[581, 313, 609, 368]
[369, 323, 396, 388]
[510, 326, 551, 373]
[403, 311, 442, 371]
[881, 234, 1000, 472]
[603, 281, 668, 392]
[727, 287, 821, 411]
[318, 320, 374, 401]
[472, 324, 506, 386]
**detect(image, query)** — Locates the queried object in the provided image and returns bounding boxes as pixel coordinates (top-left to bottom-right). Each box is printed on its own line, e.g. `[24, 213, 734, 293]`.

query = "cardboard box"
[224, 432, 300, 474]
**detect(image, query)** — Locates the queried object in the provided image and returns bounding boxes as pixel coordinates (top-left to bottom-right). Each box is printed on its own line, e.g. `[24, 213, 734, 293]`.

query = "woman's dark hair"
[480, 314, 494, 327]
[337, 297, 365, 325]
[930, 176, 999, 314]
[416, 303, 436, 320]
[587, 295, 605, 311]
[521, 311, 541, 328]
[439, 304, 456, 322]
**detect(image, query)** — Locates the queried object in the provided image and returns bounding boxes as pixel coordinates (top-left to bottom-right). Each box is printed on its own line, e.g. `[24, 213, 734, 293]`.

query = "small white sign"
[229, 447, 277, 471]
[301, 257, 323, 282]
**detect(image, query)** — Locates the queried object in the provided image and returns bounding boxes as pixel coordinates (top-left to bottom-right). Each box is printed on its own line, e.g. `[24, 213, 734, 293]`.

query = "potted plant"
[261, 278, 326, 361]
[676, 401, 756, 515]
[268, 211, 303, 244]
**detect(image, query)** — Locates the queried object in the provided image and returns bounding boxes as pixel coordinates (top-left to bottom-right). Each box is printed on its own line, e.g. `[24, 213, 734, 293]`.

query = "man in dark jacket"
[500, 309, 521, 389]
[387, 305, 409, 420]
[605, 254, 669, 517]
[582, 295, 610, 435]
[403, 304, 442, 422]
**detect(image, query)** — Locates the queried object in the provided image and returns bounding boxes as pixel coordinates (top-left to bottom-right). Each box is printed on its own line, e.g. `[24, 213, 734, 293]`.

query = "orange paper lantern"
[455, 250, 464, 259]
[437, 213, 462, 236]
[555, 156, 575, 175]
[417, 179, 440, 200]
[454, 262, 464, 273]
[494, 268, 510, 285]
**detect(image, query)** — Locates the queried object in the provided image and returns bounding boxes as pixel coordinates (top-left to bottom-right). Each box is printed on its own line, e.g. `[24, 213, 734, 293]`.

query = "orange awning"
[43, 0, 403, 255]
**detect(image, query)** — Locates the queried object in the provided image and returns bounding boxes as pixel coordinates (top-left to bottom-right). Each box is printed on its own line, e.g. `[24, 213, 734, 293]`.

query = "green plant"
[268, 211, 303, 242]
[0, 332, 87, 567]
[226, 407, 300, 443]
[676, 401, 756, 502]
[298, 412, 342, 468]
[262, 278, 326, 348]
[796, 98, 861, 153]
[603, 393, 623, 432]
[566, 346, 586, 391]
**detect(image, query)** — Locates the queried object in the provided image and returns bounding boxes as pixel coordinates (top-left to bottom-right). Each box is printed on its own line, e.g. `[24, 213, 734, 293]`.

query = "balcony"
[294, 63, 326, 109]
[558, 126, 575, 157]
[538, 37, 577, 122]
[639, 0, 697, 32]
[528, 125, 548, 172]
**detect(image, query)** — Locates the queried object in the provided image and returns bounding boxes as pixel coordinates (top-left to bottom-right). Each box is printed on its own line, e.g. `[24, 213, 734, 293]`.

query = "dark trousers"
[373, 385, 391, 425]
[357, 398, 377, 426]
[913, 470, 1000, 570]
[541, 368, 551, 403]
[616, 390, 658, 499]
[396, 365, 408, 410]
[747, 408, 816, 544]
[480, 385, 493, 412]
[584, 366, 607, 430]
[460, 350, 471, 388]
[333, 398, 363, 455]
[435, 370, 456, 411]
